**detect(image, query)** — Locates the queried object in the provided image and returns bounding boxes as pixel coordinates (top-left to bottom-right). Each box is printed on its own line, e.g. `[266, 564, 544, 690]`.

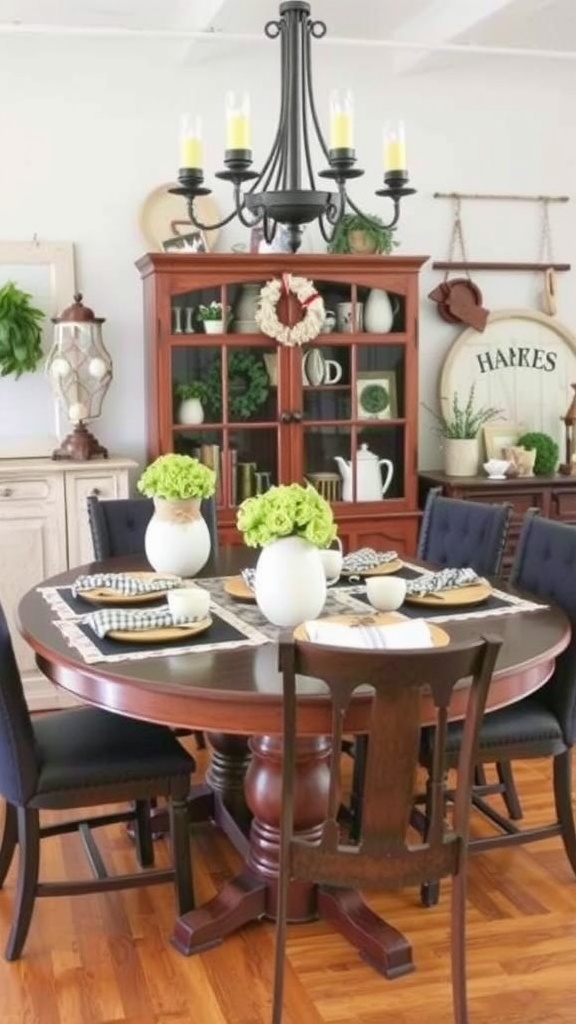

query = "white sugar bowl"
[366, 576, 407, 612]
[483, 459, 511, 480]
[167, 585, 210, 621]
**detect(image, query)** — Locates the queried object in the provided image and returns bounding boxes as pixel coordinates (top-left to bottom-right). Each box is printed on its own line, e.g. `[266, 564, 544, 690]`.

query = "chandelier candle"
[180, 115, 203, 170]
[170, 0, 415, 253]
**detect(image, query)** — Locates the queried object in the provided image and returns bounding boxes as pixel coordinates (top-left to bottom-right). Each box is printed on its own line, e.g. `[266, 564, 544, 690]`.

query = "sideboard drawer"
[0, 474, 61, 505]
[551, 488, 576, 520]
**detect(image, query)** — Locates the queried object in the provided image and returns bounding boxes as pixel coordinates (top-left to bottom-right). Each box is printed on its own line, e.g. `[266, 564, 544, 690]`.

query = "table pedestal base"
[169, 733, 414, 978]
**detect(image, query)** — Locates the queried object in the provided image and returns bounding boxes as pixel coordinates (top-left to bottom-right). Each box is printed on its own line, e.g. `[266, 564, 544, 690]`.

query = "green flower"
[137, 453, 216, 500]
[236, 483, 337, 548]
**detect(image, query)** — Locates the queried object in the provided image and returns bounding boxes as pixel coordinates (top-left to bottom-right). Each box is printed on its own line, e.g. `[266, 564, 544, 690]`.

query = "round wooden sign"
[439, 309, 576, 451]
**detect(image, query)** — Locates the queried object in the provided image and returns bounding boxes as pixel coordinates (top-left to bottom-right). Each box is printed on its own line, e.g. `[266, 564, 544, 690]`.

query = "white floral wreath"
[255, 273, 325, 347]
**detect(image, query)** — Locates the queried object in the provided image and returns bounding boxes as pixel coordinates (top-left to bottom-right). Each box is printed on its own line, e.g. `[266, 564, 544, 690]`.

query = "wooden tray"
[342, 558, 403, 578]
[76, 572, 179, 606]
[294, 612, 450, 647]
[108, 615, 212, 643]
[224, 576, 256, 601]
[404, 580, 491, 607]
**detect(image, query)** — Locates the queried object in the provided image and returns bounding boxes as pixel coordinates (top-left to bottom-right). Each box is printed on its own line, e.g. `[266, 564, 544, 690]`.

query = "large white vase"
[443, 438, 480, 477]
[364, 289, 399, 333]
[145, 497, 211, 577]
[254, 536, 326, 627]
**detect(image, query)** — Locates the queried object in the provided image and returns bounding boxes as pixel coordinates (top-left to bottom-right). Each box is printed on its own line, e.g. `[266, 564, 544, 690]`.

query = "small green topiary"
[517, 431, 559, 476]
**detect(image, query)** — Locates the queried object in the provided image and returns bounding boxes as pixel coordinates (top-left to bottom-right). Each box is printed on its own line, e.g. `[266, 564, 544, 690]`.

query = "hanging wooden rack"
[432, 191, 571, 272]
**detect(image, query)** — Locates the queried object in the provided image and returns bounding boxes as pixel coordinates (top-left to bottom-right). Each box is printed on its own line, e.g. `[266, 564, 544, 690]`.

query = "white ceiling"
[0, 0, 575, 62]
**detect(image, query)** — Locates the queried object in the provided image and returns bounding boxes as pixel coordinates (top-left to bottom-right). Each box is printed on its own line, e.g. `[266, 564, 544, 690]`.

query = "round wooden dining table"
[18, 548, 570, 978]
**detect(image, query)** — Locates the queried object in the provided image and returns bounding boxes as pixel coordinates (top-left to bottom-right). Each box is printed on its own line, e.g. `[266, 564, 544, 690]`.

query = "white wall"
[0, 31, 575, 469]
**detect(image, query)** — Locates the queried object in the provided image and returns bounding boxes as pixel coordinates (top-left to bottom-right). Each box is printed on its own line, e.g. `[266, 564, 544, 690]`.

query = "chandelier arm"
[345, 192, 401, 231]
[300, 23, 318, 190]
[262, 212, 279, 245]
[250, 22, 288, 195]
[185, 200, 240, 232]
[305, 22, 331, 164]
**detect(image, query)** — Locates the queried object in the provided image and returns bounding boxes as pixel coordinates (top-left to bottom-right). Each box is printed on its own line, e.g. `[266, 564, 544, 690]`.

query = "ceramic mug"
[319, 536, 344, 586]
[336, 302, 363, 333]
[167, 585, 210, 621]
[365, 576, 407, 612]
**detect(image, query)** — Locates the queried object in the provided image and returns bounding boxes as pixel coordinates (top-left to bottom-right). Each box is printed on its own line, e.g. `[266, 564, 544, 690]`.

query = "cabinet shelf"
[138, 252, 427, 554]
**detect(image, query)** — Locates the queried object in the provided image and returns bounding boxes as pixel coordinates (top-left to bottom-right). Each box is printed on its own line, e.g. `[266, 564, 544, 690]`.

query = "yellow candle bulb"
[329, 90, 354, 149]
[226, 92, 251, 150]
[383, 122, 407, 173]
[180, 114, 203, 169]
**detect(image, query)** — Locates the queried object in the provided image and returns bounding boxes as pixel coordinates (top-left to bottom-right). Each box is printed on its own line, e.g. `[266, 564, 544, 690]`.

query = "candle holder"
[560, 382, 576, 475]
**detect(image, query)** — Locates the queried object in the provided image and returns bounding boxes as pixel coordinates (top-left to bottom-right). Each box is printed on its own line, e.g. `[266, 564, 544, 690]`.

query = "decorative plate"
[108, 615, 212, 643]
[139, 183, 220, 253]
[294, 612, 450, 647]
[404, 581, 492, 607]
[224, 576, 256, 602]
[75, 572, 179, 606]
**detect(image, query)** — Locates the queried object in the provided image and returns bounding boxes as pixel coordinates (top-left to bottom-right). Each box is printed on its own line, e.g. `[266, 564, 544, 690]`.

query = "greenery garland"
[205, 350, 270, 421]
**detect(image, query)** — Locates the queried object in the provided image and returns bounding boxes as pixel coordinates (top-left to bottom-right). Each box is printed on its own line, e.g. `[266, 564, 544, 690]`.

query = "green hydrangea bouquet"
[137, 453, 216, 500]
[237, 483, 337, 548]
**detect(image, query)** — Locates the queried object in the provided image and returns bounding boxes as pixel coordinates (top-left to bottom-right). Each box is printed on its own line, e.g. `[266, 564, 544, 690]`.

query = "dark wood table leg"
[171, 733, 414, 977]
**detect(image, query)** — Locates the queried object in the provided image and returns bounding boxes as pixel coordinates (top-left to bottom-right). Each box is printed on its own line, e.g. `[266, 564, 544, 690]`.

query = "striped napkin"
[304, 618, 433, 649]
[405, 567, 479, 598]
[342, 548, 399, 573]
[240, 568, 256, 591]
[85, 606, 202, 639]
[72, 573, 182, 598]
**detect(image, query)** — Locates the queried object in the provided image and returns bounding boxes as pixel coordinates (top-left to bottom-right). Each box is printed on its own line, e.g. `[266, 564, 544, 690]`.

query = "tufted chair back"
[87, 495, 219, 562]
[418, 490, 512, 577]
[510, 511, 576, 744]
[0, 605, 39, 804]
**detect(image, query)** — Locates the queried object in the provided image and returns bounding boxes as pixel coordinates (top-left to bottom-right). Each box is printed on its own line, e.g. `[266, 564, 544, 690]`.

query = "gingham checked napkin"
[304, 618, 433, 649]
[405, 567, 479, 598]
[72, 573, 182, 598]
[342, 548, 399, 573]
[240, 568, 256, 591]
[85, 606, 202, 639]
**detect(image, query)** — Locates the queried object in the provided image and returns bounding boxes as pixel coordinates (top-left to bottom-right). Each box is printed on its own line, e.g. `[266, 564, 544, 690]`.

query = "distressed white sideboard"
[0, 456, 137, 710]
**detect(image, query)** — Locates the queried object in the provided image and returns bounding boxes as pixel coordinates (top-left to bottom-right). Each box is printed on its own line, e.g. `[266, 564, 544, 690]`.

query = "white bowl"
[365, 576, 407, 612]
[167, 585, 210, 621]
[483, 459, 511, 479]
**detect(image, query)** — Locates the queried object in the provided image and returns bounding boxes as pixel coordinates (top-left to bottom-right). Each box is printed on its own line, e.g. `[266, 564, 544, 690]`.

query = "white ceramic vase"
[443, 438, 480, 477]
[254, 536, 326, 627]
[145, 497, 211, 577]
[177, 397, 204, 425]
[364, 289, 398, 333]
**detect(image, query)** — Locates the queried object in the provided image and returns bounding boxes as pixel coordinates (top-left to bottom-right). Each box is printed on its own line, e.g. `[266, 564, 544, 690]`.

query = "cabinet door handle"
[90, 487, 101, 496]
[280, 411, 292, 424]
[292, 411, 303, 423]
[0, 486, 13, 497]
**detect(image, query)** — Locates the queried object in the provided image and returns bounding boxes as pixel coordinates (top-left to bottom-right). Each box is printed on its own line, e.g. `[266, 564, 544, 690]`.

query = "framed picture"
[161, 230, 207, 254]
[356, 370, 398, 420]
[483, 422, 525, 459]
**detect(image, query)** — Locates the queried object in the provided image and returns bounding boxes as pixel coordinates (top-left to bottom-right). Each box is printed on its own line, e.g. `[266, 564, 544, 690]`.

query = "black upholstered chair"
[419, 510, 576, 907]
[0, 602, 195, 960]
[86, 494, 218, 561]
[417, 487, 512, 576]
[347, 490, 515, 841]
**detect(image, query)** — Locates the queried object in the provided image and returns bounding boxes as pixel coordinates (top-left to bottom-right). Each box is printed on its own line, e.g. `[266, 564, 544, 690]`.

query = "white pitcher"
[334, 444, 394, 501]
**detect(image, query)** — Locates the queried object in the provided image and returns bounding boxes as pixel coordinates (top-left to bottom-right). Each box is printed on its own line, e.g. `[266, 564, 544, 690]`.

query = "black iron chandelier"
[170, 0, 415, 253]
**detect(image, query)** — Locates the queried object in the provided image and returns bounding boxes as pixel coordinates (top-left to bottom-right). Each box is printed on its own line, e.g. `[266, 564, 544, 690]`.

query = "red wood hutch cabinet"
[136, 253, 428, 553]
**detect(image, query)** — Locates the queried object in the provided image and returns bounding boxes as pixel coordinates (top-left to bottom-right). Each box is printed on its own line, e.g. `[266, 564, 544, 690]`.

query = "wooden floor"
[1, 751, 576, 1024]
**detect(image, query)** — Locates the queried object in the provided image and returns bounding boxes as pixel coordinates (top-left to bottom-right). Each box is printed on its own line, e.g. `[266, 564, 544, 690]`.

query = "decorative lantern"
[46, 293, 112, 461]
[560, 382, 576, 475]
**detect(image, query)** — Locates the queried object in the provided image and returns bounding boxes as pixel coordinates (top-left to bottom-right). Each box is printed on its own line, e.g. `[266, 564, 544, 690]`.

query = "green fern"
[0, 281, 45, 378]
[423, 386, 503, 439]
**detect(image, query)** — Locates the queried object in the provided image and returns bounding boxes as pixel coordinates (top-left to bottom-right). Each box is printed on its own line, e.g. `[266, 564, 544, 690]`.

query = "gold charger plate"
[76, 572, 179, 606]
[294, 612, 450, 647]
[224, 576, 256, 601]
[108, 615, 212, 643]
[404, 580, 492, 607]
[342, 558, 403, 578]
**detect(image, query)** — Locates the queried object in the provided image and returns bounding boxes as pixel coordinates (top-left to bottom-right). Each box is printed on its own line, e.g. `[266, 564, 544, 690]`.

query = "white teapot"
[334, 444, 394, 501]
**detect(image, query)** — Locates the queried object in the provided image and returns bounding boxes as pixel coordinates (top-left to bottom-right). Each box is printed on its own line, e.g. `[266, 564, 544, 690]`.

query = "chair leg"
[133, 800, 155, 868]
[0, 801, 17, 887]
[450, 869, 469, 1024]
[193, 730, 206, 750]
[169, 796, 194, 916]
[420, 773, 441, 908]
[5, 807, 40, 961]
[495, 760, 523, 820]
[553, 749, 576, 877]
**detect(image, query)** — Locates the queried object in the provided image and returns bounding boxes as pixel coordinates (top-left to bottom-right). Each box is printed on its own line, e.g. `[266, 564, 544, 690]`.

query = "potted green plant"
[516, 431, 559, 476]
[137, 453, 216, 576]
[423, 387, 503, 477]
[196, 301, 231, 334]
[0, 281, 45, 378]
[174, 380, 208, 425]
[327, 213, 397, 255]
[236, 482, 338, 626]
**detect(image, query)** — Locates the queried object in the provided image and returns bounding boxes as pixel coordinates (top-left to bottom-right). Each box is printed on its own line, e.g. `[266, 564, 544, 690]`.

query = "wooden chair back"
[272, 632, 502, 1024]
